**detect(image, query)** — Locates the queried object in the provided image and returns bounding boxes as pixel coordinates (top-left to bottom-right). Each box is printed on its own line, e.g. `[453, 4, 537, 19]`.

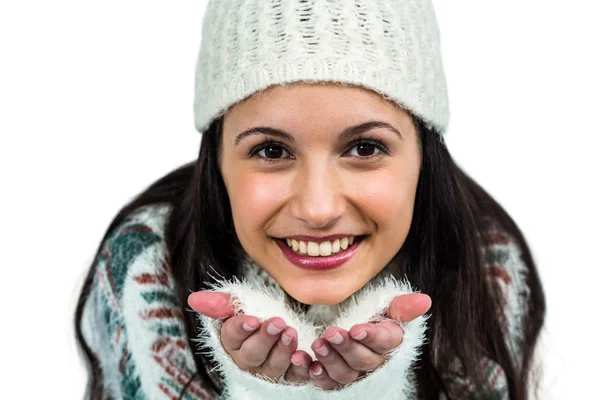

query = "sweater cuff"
[195, 276, 428, 400]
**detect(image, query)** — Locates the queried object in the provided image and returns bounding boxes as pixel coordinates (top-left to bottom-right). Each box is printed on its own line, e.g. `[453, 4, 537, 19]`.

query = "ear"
[387, 293, 432, 323]
[187, 291, 236, 319]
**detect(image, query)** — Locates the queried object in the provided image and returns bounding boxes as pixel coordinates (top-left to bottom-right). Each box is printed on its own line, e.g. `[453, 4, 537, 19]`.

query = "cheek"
[228, 171, 288, 240]
[350, 167, 419, 231]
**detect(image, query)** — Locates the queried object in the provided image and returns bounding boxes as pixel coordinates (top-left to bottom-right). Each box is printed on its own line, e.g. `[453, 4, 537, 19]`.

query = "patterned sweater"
[80, 203, 531, 400]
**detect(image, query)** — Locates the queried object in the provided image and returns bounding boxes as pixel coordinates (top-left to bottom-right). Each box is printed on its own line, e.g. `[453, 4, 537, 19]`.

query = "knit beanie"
[193, 0, 449, 136]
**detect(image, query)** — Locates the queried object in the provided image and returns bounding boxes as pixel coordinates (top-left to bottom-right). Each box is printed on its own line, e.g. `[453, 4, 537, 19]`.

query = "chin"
[283, 284, 354, 306]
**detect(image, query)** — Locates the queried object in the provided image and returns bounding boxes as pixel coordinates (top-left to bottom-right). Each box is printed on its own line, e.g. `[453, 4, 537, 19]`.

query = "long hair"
[74, 114, 545, 399]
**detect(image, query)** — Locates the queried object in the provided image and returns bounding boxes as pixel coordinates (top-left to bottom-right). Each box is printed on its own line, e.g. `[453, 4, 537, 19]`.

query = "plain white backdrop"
[1, 0, 598, 398]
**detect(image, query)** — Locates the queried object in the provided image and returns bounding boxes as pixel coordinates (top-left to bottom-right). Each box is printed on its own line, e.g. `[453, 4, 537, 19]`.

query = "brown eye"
[257, 144, 290, 159]
[347, 141, 384, 158]
[356, 143, 376, 157]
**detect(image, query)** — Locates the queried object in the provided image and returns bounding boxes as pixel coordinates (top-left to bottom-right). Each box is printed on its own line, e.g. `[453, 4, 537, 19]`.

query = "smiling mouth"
[280, 236, 362, 257]
[275, 235, 368, 256]
[274, 235, 367, 270]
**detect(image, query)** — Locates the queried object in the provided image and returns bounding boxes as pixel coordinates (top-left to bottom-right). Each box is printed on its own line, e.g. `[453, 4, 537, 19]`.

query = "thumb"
[387, 293, 432, 323]
[187, 291, 236, 319]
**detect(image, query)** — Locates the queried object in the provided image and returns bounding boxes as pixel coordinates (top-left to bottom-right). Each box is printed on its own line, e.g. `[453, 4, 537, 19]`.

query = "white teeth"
[307, 242, 320, 256]
[332, 238, 340, 253]
[299, 240, 307, 254]
[319, 241, 332, 256]
[284, 236, 357, 256]
[340, 237, 348, 250]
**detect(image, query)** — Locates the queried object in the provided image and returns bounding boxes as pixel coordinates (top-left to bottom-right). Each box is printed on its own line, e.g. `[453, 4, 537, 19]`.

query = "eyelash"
[248, 138, 390, 163]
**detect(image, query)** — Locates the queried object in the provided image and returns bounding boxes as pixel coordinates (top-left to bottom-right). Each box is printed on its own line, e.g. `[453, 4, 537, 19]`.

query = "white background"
[1, 0, 598, 398]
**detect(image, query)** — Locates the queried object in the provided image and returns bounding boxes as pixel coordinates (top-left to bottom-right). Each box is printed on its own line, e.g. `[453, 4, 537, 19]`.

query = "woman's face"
[219, 83, 422, 305]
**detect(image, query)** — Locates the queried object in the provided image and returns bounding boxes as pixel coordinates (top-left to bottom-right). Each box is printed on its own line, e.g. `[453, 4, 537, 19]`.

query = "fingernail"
[242, 322, 258, 332]
[326, 332, 344, 345]
[424, 295, 432, 311]
[267, 323, 283, 335]
[313, 365, 323, 376]
[281, 333, 292, 346]
[351, 330, 367, 341]
[291, 359, 303, 367]
[315, 344, 329, 357]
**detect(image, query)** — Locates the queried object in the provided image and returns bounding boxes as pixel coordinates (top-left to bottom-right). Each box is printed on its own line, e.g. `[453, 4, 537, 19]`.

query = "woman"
[75, 1, 546, 399]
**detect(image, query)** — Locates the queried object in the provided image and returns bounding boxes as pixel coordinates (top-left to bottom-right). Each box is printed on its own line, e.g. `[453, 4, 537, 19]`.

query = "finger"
[284, 350, 312, 383]
[220, 315, 261, 352]
[312, 338, 360, 385]
[348, 321, 404, 354]
[309, 361, 338, 391]
[387, 293, 431, 323]
[259, 327, 298, 378]
[187, 291, 236, 319]
[323, 327, 385, 371]
[236, 317, 286, 368]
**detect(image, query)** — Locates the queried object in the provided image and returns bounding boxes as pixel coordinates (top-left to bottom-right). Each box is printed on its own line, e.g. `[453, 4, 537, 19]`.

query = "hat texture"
[194, 0, 449, 135]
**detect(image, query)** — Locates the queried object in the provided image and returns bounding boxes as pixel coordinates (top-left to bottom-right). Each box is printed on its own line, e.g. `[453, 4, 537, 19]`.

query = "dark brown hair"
[75, 114, 545, 399]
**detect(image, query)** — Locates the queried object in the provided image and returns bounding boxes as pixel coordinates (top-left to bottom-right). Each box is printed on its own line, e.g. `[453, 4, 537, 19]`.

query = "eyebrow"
[234, 120, 403, 146]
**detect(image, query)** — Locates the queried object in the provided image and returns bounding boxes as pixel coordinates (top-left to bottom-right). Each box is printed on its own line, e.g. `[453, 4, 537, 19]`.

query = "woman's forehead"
[223, 82, 411, 130]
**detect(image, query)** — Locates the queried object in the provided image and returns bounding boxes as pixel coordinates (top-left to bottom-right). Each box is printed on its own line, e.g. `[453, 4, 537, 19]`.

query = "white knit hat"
[193, 0, 449, 135]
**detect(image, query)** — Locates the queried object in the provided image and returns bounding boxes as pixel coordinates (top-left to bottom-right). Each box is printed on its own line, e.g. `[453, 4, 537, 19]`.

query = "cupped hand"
[308, 293, 432, 390]
[187, 291, 311, 383]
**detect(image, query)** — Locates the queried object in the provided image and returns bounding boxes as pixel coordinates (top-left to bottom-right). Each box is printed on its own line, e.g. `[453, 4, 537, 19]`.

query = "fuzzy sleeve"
[195, 276, 429, 400]
[440, 227, 533, 399]
[80, 206, 217, 400]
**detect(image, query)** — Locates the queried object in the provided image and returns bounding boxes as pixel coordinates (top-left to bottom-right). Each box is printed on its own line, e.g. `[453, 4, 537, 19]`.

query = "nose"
[291, 161, 345, 229]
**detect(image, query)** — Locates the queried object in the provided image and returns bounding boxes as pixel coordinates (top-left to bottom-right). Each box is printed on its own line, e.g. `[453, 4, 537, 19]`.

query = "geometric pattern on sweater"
[81, 203, 531, 399]
[82, 203, 215, 400]
[439, 222, 531, 400]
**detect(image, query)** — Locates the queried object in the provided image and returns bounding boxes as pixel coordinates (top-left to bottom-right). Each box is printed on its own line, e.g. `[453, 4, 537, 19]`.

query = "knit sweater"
[80, 203, 531, 400]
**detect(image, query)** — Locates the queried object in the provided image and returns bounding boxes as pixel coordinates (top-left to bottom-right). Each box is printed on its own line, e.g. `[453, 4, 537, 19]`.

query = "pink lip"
[275, 236, 365, 271]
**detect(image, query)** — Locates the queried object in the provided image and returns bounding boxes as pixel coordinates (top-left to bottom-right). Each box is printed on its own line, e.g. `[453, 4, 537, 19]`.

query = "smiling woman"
[220, 83, 422, 306]
[74, 1, 545, 399]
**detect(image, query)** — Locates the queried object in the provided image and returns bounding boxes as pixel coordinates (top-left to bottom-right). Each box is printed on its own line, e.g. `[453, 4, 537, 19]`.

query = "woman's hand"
[187, 291, 312, 383]
[308, 293, 432, 390]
